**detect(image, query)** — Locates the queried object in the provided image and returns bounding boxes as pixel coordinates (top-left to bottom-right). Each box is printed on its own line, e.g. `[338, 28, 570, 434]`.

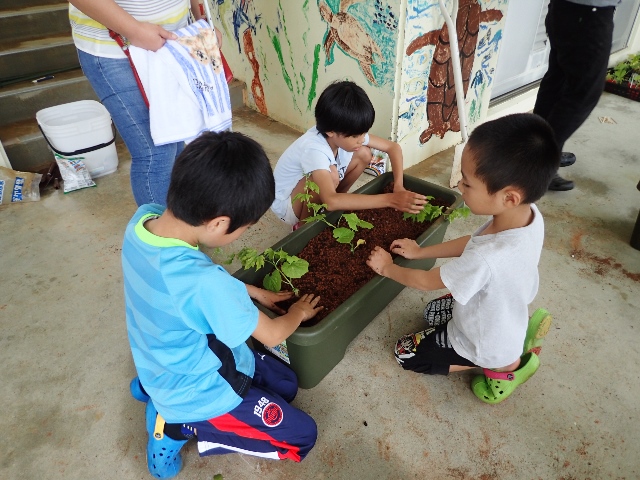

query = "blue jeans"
[77, 50, 184, 206]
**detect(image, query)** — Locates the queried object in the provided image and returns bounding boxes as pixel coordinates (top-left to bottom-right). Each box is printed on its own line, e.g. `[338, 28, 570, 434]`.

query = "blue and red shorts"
[184, 351, 317, 461]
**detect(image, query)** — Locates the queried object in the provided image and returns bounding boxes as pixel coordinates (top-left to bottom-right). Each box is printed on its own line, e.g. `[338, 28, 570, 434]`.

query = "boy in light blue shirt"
[122, 131, 322, 478]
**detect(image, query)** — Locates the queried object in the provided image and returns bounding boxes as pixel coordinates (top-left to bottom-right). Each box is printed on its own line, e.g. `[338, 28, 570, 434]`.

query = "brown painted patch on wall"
[243, 29, 267, 116]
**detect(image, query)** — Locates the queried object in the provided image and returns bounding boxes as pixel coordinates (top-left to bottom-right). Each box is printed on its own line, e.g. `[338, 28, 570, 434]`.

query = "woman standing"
[68, 0, 204, 206]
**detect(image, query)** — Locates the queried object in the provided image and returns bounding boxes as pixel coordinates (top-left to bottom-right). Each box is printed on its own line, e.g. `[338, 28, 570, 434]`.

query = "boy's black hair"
[467, 113, 560, 204]
[315, 80, 375, 137]
[166, 131, 275, 233]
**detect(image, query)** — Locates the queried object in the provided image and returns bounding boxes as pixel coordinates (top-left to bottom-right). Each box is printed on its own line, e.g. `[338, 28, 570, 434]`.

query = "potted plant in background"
[604, 52, 640, 102]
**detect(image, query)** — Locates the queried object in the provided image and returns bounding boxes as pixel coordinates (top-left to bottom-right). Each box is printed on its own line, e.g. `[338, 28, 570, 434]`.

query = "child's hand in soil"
[367, 246, 393, 276]
[288, 294, 323, 322]
[390, 238, 421, 259]
[388, 190, 427, 214]
[251, 288, 293, 315]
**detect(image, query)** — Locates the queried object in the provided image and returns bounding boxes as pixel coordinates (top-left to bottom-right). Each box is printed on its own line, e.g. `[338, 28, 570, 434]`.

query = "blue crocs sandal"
[471, 352, 540, 404]
[523, 308, 552, 355]
[130, 377, 150, 403]
[145, 401, 187, 479]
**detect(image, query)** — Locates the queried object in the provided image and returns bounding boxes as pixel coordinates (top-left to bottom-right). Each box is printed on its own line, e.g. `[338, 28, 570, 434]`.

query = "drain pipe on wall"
[438, 0, 469, 188]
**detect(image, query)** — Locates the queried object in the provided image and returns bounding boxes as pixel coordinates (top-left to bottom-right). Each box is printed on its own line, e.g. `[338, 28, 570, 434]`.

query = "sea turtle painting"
[406, 0, 503, 144]
[319, 0, 384, 85]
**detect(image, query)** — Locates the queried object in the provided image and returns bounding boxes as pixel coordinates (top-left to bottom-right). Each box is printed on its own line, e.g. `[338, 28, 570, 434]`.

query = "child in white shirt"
[271, 80, 427, 226]
[367, 113, 560, 404]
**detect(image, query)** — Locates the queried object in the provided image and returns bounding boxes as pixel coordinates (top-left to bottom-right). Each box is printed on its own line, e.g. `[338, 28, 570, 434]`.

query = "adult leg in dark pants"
[533, 0, 616, 191]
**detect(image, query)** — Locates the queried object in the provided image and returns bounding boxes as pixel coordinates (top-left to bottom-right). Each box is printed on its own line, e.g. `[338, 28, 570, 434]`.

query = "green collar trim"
[134, 213, 199, 250]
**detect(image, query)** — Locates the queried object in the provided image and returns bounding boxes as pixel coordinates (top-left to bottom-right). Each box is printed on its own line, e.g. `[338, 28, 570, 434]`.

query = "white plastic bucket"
[36, 100, 118, 179]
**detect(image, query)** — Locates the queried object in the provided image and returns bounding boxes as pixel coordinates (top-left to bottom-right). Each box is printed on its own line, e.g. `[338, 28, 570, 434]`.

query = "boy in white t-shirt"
[271, 80, 427, 227]
[366, 113, 560, 404]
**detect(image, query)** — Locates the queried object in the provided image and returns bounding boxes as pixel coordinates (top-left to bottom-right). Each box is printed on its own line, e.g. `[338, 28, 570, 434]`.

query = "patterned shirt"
[69, 0, 190, 58]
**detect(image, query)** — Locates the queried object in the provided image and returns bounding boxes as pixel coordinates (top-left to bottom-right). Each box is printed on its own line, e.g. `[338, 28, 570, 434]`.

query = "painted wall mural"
[214, 0, 323, 120]
[242, 28, 267, 115]
[319, 0, 398, 87]
[266, 1, 322, 114]
[467, 21, 502, 124]
[219, 0, 260, 54]
[211, 0, 508, 168]
[405, 0, 502, 143]
[212, 0, 402, 132]
[398, 0, 506, 153]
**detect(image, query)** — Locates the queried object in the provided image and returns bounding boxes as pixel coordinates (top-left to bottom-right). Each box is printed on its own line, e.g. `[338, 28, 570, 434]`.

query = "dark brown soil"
[277, 192, 451, 327]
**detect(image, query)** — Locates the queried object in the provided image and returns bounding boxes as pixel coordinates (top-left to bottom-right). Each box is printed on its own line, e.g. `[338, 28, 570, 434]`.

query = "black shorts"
[394, 295, 477, 375]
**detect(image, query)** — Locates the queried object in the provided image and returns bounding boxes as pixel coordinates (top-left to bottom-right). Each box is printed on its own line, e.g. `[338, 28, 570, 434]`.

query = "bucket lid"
[36, 100, 111, 129]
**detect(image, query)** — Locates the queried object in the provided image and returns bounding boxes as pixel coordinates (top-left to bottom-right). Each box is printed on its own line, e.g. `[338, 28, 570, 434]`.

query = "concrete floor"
[1, 92, 639, 480]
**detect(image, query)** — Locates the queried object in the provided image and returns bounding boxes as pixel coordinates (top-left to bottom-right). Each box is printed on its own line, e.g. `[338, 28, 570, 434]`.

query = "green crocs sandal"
[523, 308, 552, 355]
[471, 352, 540, 404]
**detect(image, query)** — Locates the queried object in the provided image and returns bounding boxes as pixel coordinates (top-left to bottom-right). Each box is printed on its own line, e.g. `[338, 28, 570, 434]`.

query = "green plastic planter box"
[233, 172, 463, 388]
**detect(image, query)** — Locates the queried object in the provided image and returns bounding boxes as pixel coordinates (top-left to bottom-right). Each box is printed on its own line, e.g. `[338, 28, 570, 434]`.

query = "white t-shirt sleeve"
[440, 251, 491, 305]
[300, 145, 334, 173]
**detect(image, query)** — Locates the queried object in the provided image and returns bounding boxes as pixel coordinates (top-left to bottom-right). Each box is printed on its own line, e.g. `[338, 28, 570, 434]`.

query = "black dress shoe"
[560, 152, 576, 167]
[548, 173, 574, 191]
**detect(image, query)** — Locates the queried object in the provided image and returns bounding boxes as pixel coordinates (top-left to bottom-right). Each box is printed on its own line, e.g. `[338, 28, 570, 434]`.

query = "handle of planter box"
[38, 122, 117, 157]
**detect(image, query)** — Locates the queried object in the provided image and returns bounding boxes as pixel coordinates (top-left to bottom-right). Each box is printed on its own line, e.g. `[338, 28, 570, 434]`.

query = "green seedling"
[402, 196, 443, 223]
[403, 200, 471, 224]
[607, 62, 631, 84]
[445, 205, 471, 222]
[228, 247, 308, 295]
[606, 53, 640, 87]
[293, 176, 373, 253]
[332, 212, 373, 252]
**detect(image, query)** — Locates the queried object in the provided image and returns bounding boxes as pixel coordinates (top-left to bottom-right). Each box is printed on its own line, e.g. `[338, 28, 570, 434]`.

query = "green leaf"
[333, 227, 354, 244]
[425, 205, 443, 221]
[308, 202, 327, 217]
[356, 239, 366, 248]
[447, 205, 471, 222]
[307, 180, 320, 194]
[403, 201, 444, 223]
[305, 214, 326, 223]
[357, 219, 374, 229]
[274, 248, 289, 261]
[293, 192, 311, 204]
[342, 213, 360, 230]
[281, 257, 309, 279]
[263, 270, 282, 292]
[237, 247, 257, 260]
[237, 248, 261, 270]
